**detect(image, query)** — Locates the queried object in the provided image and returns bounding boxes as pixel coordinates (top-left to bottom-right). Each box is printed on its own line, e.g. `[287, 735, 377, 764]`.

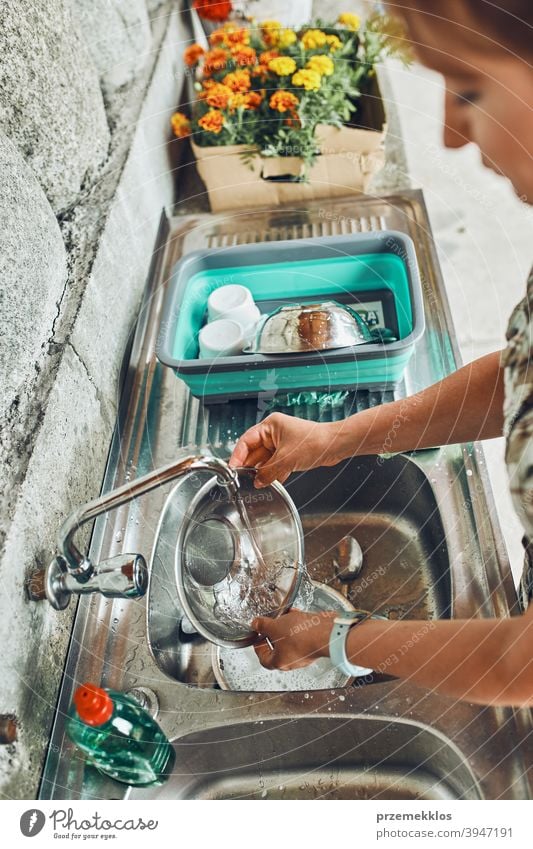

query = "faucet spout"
[38, 455, 238, 610]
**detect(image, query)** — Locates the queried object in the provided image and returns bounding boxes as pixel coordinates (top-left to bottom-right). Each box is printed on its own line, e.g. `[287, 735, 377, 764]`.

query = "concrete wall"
[0, 0, 188, 798]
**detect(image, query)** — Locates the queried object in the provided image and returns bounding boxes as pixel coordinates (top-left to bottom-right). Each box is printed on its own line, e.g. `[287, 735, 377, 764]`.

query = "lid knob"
[73, 683, 113, 726]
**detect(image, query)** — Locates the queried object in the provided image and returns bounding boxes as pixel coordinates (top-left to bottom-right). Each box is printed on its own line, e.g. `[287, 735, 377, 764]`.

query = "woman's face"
[405, 17, 533, 202]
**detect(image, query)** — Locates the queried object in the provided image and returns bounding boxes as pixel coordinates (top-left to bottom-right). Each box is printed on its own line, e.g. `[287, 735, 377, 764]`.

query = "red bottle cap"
[73, 684, 113, 726]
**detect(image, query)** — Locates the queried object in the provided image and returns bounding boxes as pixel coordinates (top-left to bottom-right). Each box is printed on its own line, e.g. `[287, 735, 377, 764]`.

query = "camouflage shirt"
[501, 266, 533, 608]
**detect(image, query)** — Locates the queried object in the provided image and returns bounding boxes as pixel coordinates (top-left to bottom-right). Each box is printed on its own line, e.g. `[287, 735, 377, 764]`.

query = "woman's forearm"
[328, 351, 504, 461]
[339, 610, 533, 705]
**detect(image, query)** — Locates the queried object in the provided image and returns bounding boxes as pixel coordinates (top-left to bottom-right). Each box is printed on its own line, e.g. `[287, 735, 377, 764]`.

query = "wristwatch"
[329, 610, 383, 677]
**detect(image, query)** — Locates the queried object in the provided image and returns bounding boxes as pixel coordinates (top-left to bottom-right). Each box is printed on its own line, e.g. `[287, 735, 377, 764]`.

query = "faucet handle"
[92, 554, 148, 599]
[43, 553, 148, 611]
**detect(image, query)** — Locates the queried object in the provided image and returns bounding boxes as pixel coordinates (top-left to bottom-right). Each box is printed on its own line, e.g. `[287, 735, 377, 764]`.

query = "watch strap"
[329, 611, 373, 677]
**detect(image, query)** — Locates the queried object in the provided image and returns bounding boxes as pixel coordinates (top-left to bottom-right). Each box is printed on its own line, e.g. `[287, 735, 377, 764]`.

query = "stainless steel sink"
[148, 453, 450, 688]
[39, 193, 533, 801]
[129, 716, 480, 800]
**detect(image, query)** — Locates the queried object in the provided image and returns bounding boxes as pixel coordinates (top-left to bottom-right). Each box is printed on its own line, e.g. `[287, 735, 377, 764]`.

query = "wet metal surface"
[40, 193, 532, 801]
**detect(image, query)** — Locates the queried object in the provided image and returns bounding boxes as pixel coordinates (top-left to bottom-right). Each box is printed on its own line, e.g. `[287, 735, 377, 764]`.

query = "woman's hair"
[387, 1, 533, 59]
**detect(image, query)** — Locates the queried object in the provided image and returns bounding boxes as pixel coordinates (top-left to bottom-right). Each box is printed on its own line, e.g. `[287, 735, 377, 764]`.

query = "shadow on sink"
[147, 454, 450, 688]
[129, 716, 480, 800]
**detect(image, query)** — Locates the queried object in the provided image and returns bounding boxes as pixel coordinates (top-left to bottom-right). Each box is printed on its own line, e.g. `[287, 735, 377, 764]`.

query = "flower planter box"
[191, 76, 386, 211]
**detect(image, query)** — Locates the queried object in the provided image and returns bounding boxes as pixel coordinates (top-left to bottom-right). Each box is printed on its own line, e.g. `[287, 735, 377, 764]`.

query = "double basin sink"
[40, 196, 532, 801]
[139, 452, 479, 801]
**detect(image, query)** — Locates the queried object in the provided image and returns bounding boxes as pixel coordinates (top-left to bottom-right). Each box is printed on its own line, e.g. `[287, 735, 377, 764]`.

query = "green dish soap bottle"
[67, 682, 175, 786]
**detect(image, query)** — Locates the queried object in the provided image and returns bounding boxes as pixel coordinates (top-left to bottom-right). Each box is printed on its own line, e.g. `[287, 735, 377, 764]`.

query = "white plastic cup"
[198, 319, 245, 359]
[207, 284, 260, 337]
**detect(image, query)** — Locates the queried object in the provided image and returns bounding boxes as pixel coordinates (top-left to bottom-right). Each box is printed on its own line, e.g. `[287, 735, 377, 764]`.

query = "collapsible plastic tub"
[157, 232, 425, 402]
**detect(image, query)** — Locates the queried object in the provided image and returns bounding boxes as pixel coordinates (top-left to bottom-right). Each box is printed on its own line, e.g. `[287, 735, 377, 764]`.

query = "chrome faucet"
[30, 456, 238, 610]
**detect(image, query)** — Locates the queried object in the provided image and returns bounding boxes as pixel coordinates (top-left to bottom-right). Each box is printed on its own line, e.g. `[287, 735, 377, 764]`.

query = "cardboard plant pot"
[191, 77, 387, 211]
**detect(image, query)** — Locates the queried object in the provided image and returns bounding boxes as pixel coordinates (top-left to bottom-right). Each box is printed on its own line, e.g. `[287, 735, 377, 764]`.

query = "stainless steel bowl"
[245, 301, 372, 355]
[175, 467, 305, 648]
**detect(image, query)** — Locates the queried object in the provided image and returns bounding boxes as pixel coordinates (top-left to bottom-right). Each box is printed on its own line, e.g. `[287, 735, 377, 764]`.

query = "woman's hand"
[229, 412, 341, 487]
[252, 609, 337, 670]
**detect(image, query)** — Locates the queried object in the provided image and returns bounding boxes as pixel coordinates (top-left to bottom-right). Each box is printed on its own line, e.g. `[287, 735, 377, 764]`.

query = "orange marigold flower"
[202, 82, 233, 108]
[259, 49, 280, 65]
[170, 112, 191, 138]
[269, 90, 299, 113]
[203, 47, 228, 75]
[222, 69, 251, 92]
[229, 90, 262, 111]
[245, 90, 262, 109]
[184, 43, 205, 66]
[230, 45, 257, 67]
[251, 63, 268, 80]
[225, 27, 250, 46]
[284, 114, 300, 128]
[209, 23, 235, 45]
[198, 109, 225, 134]
[193, 0, 232, 24]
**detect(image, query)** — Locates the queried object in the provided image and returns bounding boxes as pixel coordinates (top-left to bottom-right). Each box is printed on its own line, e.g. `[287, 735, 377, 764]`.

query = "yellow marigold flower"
[261, 19, 281, 30]
[291, 68, 321, 91]
[222, 69, 252, 92]
[261, 19, 281, 45]
[202, 82, 232, 109]
[278, 28, 297, 48]
[268, 56, 297, 76]
[230, 44, 257, 67]
[306, 54, 334, 76]
[269, 90, 299, 113]
[198, 109, 224, 134]
[325, 34, 342, 52]
[170, 112, 191, 139]
[337, 12, 360, 31]
[301, 29, 327, 50]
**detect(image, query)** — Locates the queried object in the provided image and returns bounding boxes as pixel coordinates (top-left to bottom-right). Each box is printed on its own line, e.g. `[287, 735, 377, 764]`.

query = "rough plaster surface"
[0, 134, 67, 423]
[0, 3, 183, 799]
[0, 0, 110, 214]
[0, 134, 69, 556]
[0, 346, 110, 800]
[74, 0, 152, 96]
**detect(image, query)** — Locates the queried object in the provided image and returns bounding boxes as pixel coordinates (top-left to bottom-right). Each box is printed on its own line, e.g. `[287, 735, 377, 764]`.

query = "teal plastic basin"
[157, 232, 425, 402]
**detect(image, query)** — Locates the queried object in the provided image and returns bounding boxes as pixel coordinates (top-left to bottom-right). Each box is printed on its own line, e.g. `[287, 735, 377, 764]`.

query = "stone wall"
[0, 0, 188, 798]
